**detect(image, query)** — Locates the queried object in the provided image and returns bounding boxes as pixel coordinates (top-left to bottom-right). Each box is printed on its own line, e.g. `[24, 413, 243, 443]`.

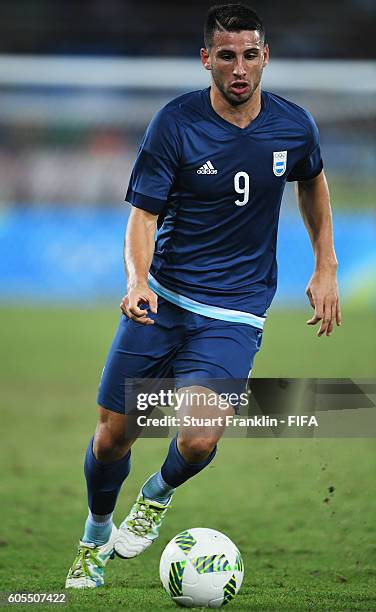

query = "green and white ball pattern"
[159, 528, 244, 608]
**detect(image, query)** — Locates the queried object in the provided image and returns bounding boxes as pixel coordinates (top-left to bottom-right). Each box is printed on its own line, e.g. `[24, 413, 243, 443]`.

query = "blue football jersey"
[125, 88, 323, 328]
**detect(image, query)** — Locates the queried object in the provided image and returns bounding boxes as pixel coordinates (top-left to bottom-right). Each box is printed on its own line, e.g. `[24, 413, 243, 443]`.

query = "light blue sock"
[142, 471, 175, 504]
[82, 510, 113, 546]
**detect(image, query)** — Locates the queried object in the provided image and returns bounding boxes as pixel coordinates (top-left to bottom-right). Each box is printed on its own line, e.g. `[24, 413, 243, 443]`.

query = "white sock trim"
[88, 509, 113, 527]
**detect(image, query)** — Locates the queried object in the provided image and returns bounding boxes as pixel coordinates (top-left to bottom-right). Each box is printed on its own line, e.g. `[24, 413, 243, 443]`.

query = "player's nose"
[233, 58, 247, 77]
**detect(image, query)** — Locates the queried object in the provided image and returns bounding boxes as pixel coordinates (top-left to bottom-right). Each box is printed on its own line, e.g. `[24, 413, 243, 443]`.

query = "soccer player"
[66, 3, 341, 588]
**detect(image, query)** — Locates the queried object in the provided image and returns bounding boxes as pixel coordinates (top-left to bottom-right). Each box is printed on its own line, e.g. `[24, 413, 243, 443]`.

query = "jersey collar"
[202, 87, 269, 135]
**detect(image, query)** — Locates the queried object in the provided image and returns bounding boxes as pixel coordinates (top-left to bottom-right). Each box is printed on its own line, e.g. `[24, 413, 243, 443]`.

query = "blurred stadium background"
[0, 0, 375, 311]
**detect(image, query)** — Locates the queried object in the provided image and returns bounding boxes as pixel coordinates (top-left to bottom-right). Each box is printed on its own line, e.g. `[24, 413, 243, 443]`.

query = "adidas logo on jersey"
[197, 160, 218, 174]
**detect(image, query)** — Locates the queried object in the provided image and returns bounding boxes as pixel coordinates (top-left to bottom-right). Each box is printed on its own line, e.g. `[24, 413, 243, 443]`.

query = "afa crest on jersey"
[273, 150, 288, 176]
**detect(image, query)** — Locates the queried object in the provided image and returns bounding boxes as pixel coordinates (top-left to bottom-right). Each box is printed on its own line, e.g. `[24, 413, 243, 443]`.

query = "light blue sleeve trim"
[148, 274, 265, 330]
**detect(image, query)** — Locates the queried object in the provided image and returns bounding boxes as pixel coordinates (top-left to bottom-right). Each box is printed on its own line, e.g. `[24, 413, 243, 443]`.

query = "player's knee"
[178, 436, 217, 462]
[93, 422, 131, 462]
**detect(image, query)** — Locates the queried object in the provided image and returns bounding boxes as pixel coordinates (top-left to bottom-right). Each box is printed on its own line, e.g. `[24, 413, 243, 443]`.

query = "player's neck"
[210, 85, 262, 129]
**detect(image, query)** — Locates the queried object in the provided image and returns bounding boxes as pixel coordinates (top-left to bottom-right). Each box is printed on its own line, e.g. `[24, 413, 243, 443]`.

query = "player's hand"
[306, 268, 341, 337]
[120, 284, 158, 325]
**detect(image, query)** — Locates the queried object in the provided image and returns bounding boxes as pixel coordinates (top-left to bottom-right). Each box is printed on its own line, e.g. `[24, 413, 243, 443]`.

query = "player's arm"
[120, 207, 159, 325]
[120, 106, 180, 324]
[296, 169, 341, 337]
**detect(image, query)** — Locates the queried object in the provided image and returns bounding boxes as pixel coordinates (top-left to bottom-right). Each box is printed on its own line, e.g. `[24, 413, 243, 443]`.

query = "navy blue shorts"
[97, 297, 263, 414]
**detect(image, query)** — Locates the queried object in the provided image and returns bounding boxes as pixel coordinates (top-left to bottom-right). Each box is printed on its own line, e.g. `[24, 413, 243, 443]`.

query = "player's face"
[201, 30, 269, 106]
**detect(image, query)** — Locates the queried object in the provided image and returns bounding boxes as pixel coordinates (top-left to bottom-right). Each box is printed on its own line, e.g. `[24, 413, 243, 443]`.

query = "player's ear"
[200, 48, 211, 71]
[262, 43, 269, 67]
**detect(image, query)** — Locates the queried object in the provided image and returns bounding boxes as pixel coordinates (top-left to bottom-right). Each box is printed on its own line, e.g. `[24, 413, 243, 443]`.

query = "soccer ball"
[159, 528, 244, 608]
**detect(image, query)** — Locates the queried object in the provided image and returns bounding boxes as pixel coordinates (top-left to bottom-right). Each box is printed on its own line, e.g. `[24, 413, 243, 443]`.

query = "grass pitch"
[0, 306, 375, 611]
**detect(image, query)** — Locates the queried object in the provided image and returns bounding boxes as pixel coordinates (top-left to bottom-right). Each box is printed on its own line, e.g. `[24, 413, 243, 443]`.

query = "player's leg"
[66, 301, 183, 586]
[114, 315, 262, 559]
[81, 407, 141, 546]
[115, 385, 231, 559]
[142, 383, 234, 501]
[65, 407, 141, 589]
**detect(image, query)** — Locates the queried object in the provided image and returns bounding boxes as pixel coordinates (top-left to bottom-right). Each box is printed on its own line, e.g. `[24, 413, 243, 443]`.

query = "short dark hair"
[204, 4, 265, 49]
